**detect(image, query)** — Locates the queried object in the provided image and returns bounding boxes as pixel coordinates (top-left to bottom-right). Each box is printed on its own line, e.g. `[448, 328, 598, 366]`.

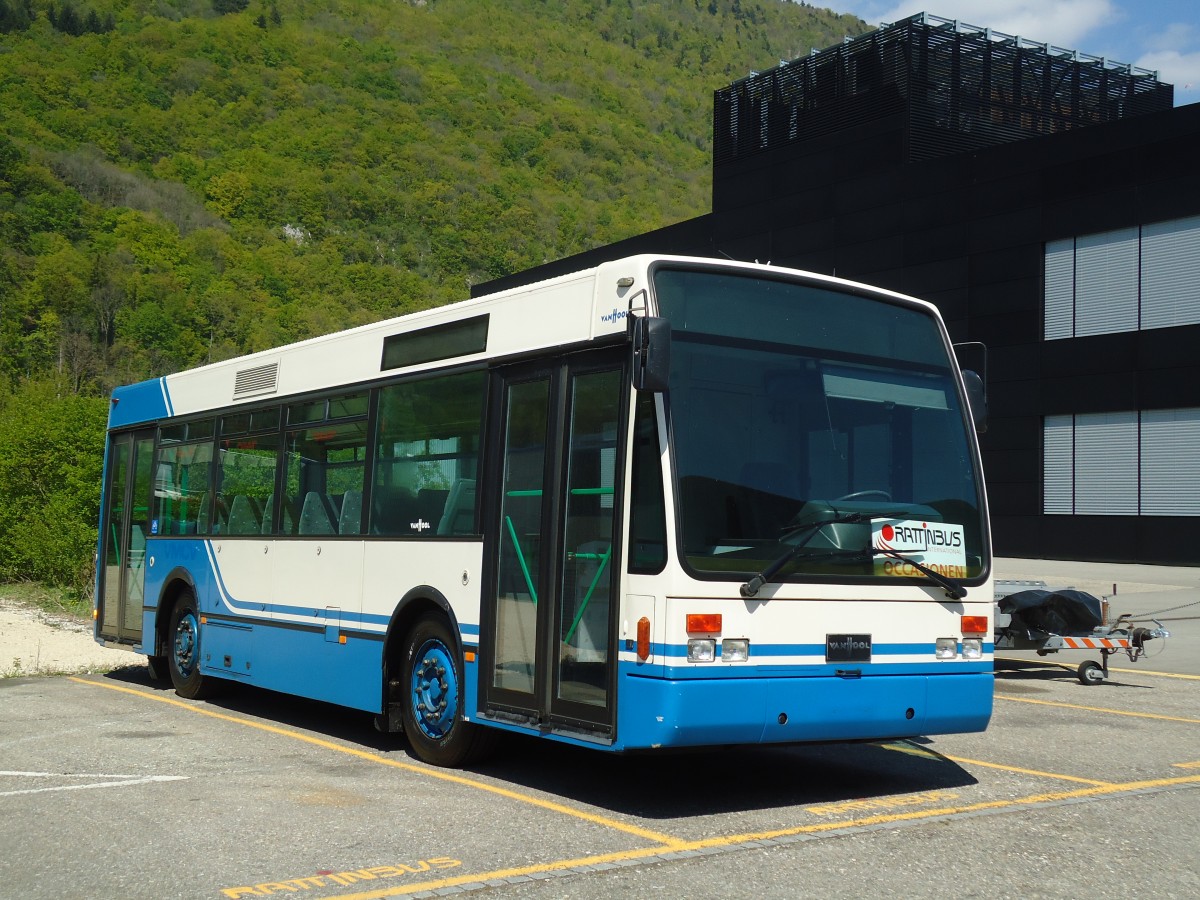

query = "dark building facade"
[478, 14, 1200, 565]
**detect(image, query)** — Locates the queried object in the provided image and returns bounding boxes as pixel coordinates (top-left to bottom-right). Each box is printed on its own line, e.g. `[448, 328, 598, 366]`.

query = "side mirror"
[961, 369, 988, 434]
[630, 316, 671, 393]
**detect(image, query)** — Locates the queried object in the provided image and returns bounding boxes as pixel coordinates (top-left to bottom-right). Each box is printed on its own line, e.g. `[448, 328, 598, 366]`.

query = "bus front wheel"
[167, 590, 216, 700]
[400, 613, 492, 767]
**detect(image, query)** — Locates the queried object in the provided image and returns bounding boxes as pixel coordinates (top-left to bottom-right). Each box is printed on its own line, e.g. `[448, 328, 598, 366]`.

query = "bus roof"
[107, 255, 939, 429]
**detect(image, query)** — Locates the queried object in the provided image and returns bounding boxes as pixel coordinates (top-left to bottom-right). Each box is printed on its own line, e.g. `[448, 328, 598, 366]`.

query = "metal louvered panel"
[1141, 215, 1200, 330]
[1140, 408, 1200, 515]
[1074, 228, 1139, 337]
[1073, 412, 1138, 515]
[233, 362, 279, 400]
[1043, 416, 1074, 514]
[712, 14, 1173, 167]
[1044, 239, 1075, 340]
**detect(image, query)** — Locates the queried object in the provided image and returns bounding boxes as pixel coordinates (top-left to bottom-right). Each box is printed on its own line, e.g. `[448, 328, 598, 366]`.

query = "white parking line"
[0, 771, 187, 797]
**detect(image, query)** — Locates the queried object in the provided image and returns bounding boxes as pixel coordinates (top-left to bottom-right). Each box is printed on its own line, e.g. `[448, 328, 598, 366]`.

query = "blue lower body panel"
[616, 671, 993, 750]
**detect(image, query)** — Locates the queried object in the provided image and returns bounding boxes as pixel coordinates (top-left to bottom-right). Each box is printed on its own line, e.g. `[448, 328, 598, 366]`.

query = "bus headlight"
[936, 637, 958, 659]
[687, 639, 716, 662]
[721, 638, 750, 662]
[962, 638, 983, 660]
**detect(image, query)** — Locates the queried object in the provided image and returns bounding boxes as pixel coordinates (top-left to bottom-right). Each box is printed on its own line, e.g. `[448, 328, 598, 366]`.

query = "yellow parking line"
[291, 774, 1200, 899]
[1174, 761, 1200, 769]
[72, 675, 1200, 900]
[997, 694, 1200, 724]
[935, 755, 1111, 785]
[876, 741, 1111, 785]
[685, 773, 1200, 849]
[67, 677, 688, 850]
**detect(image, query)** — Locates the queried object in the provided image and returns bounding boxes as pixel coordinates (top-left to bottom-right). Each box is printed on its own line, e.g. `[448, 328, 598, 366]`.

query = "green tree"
[0, 379, 107, 595]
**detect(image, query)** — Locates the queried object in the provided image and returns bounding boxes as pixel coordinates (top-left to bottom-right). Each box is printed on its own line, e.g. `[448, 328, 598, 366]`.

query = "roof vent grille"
[233, 362, 279, 400]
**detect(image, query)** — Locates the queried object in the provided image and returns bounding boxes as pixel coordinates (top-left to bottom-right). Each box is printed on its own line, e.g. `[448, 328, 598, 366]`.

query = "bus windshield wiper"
[871, 547, 967, 599]
[740, 511, 887, 598]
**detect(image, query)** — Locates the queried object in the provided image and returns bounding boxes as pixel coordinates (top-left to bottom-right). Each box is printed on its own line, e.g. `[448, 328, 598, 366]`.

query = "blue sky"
[816, 1, 1200, 104]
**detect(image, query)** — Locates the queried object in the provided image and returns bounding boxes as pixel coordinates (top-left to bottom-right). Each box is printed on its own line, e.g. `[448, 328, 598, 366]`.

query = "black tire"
[167, 590, 217, 700]
[400, 613, 494, 767]
[1077, 660, 1105, 686]
[146, 654, 170, 683]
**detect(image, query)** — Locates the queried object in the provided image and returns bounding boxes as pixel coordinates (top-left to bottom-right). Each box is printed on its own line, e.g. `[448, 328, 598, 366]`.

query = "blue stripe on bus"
[629, 640, 995, 659]
[180, 541, 484, 639]
[108, 377, 172, 428]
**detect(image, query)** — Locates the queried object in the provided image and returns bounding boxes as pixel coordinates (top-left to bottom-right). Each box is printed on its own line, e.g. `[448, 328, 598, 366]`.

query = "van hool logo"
[600, 308, 628, 324]
[410, 519, 431, 532]
[827, 636, 870, 652]
[826, 633, 872, 662]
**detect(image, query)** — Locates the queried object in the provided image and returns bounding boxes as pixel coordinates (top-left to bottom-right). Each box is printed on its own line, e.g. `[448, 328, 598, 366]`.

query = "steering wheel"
[834, 490, 892, 503]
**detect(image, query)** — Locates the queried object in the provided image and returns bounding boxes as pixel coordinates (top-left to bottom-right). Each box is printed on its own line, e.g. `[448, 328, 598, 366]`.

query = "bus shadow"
[100, 666, 399, 752]
[101, 667, 979, 819]
[471, 736, 978, 819]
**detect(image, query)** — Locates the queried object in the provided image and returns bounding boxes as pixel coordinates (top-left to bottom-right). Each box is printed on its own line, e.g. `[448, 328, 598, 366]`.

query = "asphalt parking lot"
[2, 560, 1197, 899]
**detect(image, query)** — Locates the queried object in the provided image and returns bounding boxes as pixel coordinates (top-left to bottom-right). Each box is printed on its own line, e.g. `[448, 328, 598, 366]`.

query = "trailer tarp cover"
[997, 589, 1104, 637]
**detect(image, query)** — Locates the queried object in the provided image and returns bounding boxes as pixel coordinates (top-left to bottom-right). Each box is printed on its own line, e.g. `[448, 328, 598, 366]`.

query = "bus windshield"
[653, 267, 986, 583]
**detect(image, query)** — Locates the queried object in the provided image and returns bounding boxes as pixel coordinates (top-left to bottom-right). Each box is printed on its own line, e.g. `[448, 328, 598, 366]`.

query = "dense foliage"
[0, 379, 107, 595]
[0, 0, 865, 589]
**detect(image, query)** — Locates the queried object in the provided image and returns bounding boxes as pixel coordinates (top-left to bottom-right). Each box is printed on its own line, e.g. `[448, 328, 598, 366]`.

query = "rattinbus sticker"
[871, 519, 967, 578]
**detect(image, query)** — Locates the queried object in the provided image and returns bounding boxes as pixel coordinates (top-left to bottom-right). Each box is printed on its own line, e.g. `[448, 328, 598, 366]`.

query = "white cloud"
[847, 1, 1121, 50]
[1143, 22, 1196, 54]
[1137, 49, 1200, 90]
[1134, 22, 1200, 93]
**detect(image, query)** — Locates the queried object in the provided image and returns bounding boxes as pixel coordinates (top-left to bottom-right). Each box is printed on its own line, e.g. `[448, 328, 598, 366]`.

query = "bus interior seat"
[437, 479, 476, 535]
[298, 491, 337, 535]
[261, 494, 274, 534]
[260, 493, 297, 535]
[196, 493, 228, 535]
[338, 488, 363, 535]
[195, 492, 210, 534]
[226, 495, 263, 534]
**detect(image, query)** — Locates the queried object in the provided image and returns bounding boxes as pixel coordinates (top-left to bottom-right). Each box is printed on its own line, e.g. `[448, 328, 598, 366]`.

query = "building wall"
[477, 102, 1200, 564]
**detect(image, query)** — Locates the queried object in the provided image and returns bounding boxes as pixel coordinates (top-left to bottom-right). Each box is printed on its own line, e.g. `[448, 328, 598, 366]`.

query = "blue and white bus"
[95, 255, 993, 766]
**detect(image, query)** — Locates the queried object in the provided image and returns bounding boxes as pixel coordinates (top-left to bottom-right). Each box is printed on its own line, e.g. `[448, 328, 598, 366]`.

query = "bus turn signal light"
[637, 617, 651, 661]
[960, 615, 988, 636]
[686, 613, 722, 634]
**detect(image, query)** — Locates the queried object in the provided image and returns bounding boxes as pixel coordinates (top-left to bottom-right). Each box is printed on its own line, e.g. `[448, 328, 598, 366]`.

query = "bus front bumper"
[616, 669, 993, 750]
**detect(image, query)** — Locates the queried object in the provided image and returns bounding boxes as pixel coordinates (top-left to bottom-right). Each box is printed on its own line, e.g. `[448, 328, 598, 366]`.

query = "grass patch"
[0, 582, 93, 620]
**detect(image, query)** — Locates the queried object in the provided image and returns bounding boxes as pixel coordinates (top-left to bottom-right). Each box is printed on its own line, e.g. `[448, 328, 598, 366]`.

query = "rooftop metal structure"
[713, 12, 1175, 165]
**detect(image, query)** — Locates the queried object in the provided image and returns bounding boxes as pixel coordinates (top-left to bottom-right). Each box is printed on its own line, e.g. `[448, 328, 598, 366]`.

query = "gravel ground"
[0, 597, 138, 677]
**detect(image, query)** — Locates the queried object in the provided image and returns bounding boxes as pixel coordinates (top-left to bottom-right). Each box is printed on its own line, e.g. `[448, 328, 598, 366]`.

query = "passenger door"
[97, 429, 155, 645]
[482, 352, 626, 736]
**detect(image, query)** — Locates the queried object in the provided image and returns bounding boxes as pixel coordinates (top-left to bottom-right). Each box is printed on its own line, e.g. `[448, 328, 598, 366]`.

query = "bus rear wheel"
[167, 589, 217, 700]
[400, 613, 493, 767]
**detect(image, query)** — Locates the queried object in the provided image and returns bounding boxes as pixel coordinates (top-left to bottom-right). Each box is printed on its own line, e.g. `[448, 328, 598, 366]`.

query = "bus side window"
[283, 417, 367, 536]
[628, 393, 667, 573]
[153, 437, 214, 536]
[371, 370, 486, 537]
[216, 434, 280, 536]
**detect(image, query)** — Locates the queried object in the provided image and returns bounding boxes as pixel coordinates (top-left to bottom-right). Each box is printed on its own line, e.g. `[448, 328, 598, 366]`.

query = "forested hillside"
[0, 0, 865, 593]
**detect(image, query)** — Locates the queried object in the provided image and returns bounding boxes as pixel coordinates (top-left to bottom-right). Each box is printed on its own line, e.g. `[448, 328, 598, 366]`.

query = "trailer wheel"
[1077, 660, 1105, 685]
